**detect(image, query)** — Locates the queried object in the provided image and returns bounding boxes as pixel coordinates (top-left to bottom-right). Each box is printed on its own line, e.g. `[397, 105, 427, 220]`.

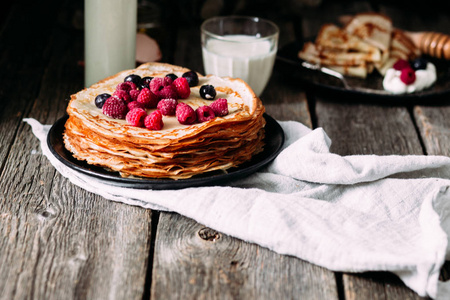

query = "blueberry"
[165, 73, 178, 81]
[124, 74, 142, 85]
[199, 84, 216, 100]
[139, 76, 153, 89]
[411, 57, 428, 70]
[94, 93, 111, 108]
[182, 71, 199, 87]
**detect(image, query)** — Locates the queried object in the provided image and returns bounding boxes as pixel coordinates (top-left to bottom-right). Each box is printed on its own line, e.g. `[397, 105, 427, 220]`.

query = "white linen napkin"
[24, 118, 450, 299]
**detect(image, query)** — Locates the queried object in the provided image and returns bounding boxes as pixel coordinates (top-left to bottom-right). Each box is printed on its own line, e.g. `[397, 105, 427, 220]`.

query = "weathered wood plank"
[0, 2, 152, 299]
[414, 105, 450, 156]
[263, 70, 313, 128]
[151, 213, 338, 300]
[315, 101, 423, 155]
[0, 0, 60, 175]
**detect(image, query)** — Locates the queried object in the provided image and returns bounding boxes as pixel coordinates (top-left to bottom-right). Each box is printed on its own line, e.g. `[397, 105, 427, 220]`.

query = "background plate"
[276, 41, 450, 102]
[47, 114, 284, 190]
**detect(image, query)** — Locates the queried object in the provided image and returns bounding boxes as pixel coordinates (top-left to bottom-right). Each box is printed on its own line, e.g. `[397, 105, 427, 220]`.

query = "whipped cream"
[382, 63, 437, 94]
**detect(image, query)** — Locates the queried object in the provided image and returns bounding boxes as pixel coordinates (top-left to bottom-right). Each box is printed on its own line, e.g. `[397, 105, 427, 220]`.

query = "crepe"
[344, 12, 393, 52]
[377, 29, 421, 75]
[316, 24, 381, 61]
[298, 13, 420, 78]
[64, 62, 266, 179]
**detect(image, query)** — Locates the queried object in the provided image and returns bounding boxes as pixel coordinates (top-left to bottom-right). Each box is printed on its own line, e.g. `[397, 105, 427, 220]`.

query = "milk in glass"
[202, 35, 276, 96]
[84, 0, 137, 87]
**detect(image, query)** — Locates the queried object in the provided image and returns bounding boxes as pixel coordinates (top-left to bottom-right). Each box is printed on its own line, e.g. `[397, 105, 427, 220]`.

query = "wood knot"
[198, 227, 221, 242]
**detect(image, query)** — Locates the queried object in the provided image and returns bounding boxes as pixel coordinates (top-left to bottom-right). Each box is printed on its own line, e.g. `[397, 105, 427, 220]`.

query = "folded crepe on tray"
[298, 13, 420, 78]
[63, 62, 266, 179]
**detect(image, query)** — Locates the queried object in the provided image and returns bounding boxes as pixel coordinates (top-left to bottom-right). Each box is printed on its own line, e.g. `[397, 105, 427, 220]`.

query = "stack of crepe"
[64, 63, 265, 179]
[298, 13, 420, 78]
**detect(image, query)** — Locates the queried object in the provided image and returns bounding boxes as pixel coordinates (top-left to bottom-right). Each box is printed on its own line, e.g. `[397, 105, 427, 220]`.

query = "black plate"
[276, 40, 450, 102]
[47, 114, 284, 190]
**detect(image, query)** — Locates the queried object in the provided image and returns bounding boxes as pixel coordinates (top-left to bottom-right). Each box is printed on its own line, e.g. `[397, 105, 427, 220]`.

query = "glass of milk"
[201, 16, 279, 97]
[84, 0, 137, 87]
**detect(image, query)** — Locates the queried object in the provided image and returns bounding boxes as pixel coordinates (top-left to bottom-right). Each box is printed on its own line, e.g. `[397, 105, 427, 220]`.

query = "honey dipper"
[405, 31, 450, 60]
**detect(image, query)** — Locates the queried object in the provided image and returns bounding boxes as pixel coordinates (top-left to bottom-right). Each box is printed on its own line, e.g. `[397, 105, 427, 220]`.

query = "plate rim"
[47, 114, 285, 190]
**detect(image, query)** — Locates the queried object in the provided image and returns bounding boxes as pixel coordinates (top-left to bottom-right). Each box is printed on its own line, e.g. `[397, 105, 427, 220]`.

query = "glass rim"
[201, 16, 279, 43]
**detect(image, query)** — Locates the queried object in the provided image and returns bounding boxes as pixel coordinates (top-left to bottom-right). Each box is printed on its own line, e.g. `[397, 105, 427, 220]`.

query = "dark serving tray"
[276, 40, 450, 103]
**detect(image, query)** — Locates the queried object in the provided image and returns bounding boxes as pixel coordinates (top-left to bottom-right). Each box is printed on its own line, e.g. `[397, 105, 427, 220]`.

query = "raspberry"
[137, 87, 159, 108]
[102, 97, 128, 119]
[209, 98, 228, 117]
[129, 89, 141, 102]
[150, 77, 170, 94]
[173, 77, 191, 99]
[400, 67, 416, 85]
[157, 98, 178, 116]
[176, 102, 196, 125]
[150, 77, 178, 99]
[113, 89, 131, 103]
[196, 106, 216, 123]
[117, 81, 137, 92]
[126, 108, 147, 127]
[144, 110, 164, 130]
[159, 84, 178, 99]
[127, 100, 145, 110]
[393, 59, 410, 71]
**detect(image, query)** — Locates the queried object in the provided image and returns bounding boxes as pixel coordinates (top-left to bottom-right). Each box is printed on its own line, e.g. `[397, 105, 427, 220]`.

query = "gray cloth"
[25, 118, 450, 299]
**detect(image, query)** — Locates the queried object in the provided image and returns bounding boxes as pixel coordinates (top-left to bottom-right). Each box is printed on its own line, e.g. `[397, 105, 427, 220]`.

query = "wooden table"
[1, 0, 449, 299]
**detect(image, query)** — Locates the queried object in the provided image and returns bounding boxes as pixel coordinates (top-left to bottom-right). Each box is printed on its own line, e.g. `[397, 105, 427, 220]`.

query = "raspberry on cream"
[383, 59, 437, 94]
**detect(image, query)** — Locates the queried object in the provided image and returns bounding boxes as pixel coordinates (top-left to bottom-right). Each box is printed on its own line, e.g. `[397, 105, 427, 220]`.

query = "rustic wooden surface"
[1, 0, 449, 299]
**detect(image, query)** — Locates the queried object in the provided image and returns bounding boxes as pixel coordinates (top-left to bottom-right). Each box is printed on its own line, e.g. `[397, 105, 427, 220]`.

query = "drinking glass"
[84, 0, 137, 87]
[201, 16, 279, 97]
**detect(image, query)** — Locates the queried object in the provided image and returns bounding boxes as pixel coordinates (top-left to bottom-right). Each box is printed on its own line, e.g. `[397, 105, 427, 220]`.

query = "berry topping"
[393, 59, 410, 71]
[173, 77, 191, 99]
[124, 74, 142, 85]
[182, 71, 199, 87]
[102, 97, 128, 119]
[129, 89, 141, 102]
[117, 81, 137, 92]
[159, 84, 178, 100]
[400, 67, 416, 85]
[209, 98, 228, 117]
[157, 98, 178, 116]
[113, 89, 132, 103]
[126, 108, 147, 127]
[144, 110, 164, 130]
[165, 73, 178, 81]
[150, 77, 178, 99]
[94, 93, 111, 108]
[411, 57, 428, 70]
[137, 87, 159, 108]
[176, 102, 197, 125]
[199, 84, 216, 100]
[139, 76, 153, 89]
[196, 106, 216, 123]
[127, 100, 145, 111]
